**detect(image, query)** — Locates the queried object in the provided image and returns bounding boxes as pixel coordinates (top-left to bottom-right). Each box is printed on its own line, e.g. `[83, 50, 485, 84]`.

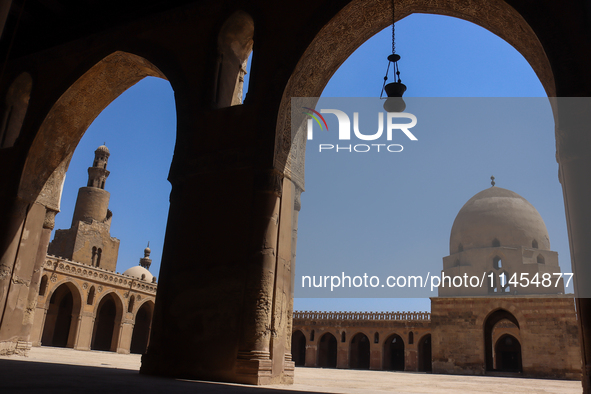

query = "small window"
[492, 238, 500, 247]
[341, 332, 346, 342]
[532, 239, 538, 249]
[128, 295, 135, 313]
[39, 275, 48, 296]
[374, 332, 379, 343]
[96, 248, 102, 267]
[454, 259, 460, 267]
[537, 254, 545, 264]
[310, 330, 315, 342]
[458, 243, 463, 253]
[493, 256, 502, 270]
[91, 246, 97, 266]
[87, 286, 95, 305]
[409, 332, 414, 345]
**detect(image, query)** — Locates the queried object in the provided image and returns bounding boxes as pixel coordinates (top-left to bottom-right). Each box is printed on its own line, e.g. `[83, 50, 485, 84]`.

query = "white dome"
[123, 265, 154, 282]
[450, 187, 550, 254]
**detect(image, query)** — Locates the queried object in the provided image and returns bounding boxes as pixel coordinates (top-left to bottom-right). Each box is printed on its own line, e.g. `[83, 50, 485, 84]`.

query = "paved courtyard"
[0, 347, 582, 393]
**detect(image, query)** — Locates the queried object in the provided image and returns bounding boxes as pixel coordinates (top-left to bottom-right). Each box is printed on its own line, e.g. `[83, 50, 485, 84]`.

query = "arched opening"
[418, 334, 432, 372]
[130, 301, 154, 354]
[493, 256, 502, 269]
[128, 295, 135, 313]
[341, 332, 346, 342]
[86, 286, 95, 305]
[383, 334, 405, 371]
[537, 254, 545, 265]
[349, 333, 370, 369]
[374, 332, 379, 343]
[291, 330, 306, 366]
[38, 275, 48, 296]
[492, 238, 501, 247]
[317, 332, 337, 368]
[0, 72, 32, 148]
[457, 243, 463, 252]
[310, 329, 314, 342]
[484, 309, 520, 372]
[41, 283, 81, 348]
[532, 239, 538, 249]
[214, 11, 254, 108]
[91, 293, 122, 352]
[408, 331, 414, 345]
[494, 334, 522, 372]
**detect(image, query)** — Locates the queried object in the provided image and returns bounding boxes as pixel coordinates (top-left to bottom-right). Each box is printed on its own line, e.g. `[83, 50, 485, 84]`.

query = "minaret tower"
[48, 145, 120, 271]
[71, 145, 111, 226]
[139, 243, 152, 270]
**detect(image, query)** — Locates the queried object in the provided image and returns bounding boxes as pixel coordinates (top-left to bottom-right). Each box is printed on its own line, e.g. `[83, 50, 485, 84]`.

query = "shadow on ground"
[0, 359, 320, 394]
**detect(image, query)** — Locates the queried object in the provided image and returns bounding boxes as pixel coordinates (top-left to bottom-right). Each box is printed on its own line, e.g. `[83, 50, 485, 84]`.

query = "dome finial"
[491, 175, 495, 187]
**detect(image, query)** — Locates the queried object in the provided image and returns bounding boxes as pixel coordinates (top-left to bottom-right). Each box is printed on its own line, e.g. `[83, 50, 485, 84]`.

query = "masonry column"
[556, 98, 591, 393]
[0, 201, 45, 355]
[337, 332, 349, 368]
[283, 185, 302, 375]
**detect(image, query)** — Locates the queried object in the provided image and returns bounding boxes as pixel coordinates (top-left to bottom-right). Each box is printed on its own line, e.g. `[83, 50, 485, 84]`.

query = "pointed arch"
[91, 291, 124, 352]
[383, 333, 405, 371]
[130, 300, 154, 354]
[18, 51, 168, 203]
[40, 282, 82, 348]
[291, 329, 306, 366]
[317, 332, 337, 368]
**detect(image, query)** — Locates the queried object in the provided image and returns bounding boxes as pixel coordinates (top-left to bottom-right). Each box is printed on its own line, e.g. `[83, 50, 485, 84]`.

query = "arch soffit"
[275, 0, 555, 169]
[417, 332, 432, 344]
[18, 51, 168, 203]
[383, 332, 406, 346]
[43, 278, 84, 311]
[93, 290, 125, 316]
[349, 331, 371, 344]
[478, 305, 526, 330]
[134, 298, 155, 317]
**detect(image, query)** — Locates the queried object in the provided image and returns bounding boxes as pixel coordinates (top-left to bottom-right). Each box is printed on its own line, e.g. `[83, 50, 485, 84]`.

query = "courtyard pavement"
[0, 347, 582, 393]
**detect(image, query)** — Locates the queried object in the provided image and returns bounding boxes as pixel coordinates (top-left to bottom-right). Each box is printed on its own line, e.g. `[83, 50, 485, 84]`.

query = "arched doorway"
[41, 283, 81, 348]
[494, 334, 522, 373]
[317, 332, 337, 368]
[383, 334, 405, 371]
[484, 309, 520, 372]
[418, 334, 432, 372]
[291, 330, 306, 366]
[349, 333, 370, 369]
[91, 293, 122, 352]
[130, 301, 154, 354]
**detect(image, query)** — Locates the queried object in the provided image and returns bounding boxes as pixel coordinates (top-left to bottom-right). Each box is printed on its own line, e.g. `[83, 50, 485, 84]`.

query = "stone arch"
[349, 332, 370, 369]
[383, 333, 405, 371]
[317, 332, 337, 368]
[275, 0, 555, 171]
[17, 51, 168, 204]
[291, 329, 306, 367]
[494, 333, 522, 372]
[214, 10, 254, 108]
[0, 72, 32, 148]
[40, 281, 82, 348]
[130, 300, 154, 354]
[91, 291, 124, 352]
[418, 333, 432, 372]
[483, 308, 521, 371]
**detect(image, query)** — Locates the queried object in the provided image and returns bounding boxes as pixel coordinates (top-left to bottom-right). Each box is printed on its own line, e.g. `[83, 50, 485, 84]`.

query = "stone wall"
[431, 296, 581, 379]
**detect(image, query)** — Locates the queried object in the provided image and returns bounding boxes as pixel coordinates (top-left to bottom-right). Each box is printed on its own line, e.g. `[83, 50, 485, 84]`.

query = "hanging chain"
[391, 0, 396, 55]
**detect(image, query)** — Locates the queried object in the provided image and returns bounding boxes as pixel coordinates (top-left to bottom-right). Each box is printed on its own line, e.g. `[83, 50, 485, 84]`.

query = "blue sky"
[52, 14, 566, 313]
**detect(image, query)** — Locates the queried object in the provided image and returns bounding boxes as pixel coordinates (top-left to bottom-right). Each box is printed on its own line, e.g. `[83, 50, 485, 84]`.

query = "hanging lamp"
[381, 0, 407, 112]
